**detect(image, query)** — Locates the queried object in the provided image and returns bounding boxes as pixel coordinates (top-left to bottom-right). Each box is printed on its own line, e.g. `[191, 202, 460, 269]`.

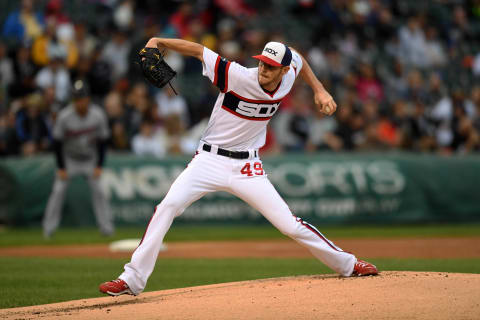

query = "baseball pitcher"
[100, 38, 378, 296]
[42, 80, 114, 238]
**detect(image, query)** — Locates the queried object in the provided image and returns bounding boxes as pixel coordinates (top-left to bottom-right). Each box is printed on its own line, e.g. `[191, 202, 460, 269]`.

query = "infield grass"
[1, 256, 480, 309]
[1, 223, 480, 247]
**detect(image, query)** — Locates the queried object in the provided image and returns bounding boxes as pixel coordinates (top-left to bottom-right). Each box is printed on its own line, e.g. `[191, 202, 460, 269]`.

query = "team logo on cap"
[264, 48, 278, 56]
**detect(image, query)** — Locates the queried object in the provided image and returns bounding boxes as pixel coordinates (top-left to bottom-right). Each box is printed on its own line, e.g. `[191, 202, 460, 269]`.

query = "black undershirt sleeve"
[53, 139, 65, 169]
[96, 139, 107, 167]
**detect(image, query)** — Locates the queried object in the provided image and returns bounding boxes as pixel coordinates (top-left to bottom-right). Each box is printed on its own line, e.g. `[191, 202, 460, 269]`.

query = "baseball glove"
[139, 47, 177, 92]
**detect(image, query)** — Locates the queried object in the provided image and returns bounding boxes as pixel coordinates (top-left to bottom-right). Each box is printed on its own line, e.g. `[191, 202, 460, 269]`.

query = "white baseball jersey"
[200, 47, 303, 151]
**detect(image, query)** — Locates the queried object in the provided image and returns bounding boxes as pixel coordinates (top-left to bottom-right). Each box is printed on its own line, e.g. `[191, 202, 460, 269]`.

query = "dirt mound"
[2, 272, 479, 320]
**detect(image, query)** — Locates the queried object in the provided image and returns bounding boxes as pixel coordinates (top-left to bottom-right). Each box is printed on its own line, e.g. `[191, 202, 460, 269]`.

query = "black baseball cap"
[72, 80, 90, 99]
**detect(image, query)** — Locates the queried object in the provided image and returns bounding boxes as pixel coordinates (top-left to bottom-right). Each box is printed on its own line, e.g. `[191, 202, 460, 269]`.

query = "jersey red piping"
[221, 105, 272, 121]
[223, 61, 231, 93]
[228, 90, 283, 104]
[213, 56, 221, 85]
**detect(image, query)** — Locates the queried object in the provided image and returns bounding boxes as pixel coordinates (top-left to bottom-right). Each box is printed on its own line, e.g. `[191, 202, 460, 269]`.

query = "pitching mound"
[2, 271, 479, 320]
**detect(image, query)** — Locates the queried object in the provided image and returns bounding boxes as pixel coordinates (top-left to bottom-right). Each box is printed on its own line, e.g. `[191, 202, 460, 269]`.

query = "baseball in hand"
[324, 105, 332, 113]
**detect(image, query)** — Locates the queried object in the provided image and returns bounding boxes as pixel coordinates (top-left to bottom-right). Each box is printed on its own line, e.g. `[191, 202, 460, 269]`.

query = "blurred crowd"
[1, 0, 480, 158]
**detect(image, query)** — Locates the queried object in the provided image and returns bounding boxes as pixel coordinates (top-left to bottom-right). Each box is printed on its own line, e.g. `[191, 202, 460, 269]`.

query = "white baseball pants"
[119, 149, 356, 295]
[43, 158, 114, 237]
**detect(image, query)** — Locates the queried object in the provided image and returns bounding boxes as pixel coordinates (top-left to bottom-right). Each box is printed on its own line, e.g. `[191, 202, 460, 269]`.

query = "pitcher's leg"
[230, 176, 355, 276]
[119, 165, 210, 295]
[42, 177, 69, 237]
[87, 175, 114, 235]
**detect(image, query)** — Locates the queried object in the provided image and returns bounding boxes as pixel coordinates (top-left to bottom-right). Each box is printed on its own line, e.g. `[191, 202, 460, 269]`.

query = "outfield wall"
[1, 153, 479, 226]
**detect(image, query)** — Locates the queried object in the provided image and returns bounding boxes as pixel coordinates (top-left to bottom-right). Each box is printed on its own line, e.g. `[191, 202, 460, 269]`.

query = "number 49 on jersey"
[240, 162, 264, 176]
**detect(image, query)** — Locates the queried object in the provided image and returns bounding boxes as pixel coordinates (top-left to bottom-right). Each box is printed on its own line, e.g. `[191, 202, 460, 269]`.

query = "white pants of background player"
[43, 158, 114, 237]
[120, 147, 356, 295]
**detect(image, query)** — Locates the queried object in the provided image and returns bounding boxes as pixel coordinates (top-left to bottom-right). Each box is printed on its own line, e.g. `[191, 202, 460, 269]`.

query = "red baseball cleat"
[99, 279, 135, 296]
[352, 259, 378, 276]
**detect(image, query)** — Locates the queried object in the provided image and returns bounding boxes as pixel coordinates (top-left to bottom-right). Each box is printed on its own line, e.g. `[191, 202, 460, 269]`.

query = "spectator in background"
[103, 90, 129, 151]
[450, 90, 480, 153]
[87, 45, 112, 98]
[168, 2, 195, 38]
[9, 45, 36, 99]
[124, 82, 152, 135]
[389, 100, 412, 149]
[101, 29, 132, 81]
[15, 92, 51, 156]
[113, 0, 135, 31]
[470, 86, 480, 130]
[45, 0, 76, 62]
[155, 86, 189, 129]
[405, 70, 427, 103]
[0, 43, 14, 94]
[473, 51, 480, 77]
[357, 120, 390, 151]
[356, 63, 383, 103]
[424, 73, 446, 107]
[398, 15, 428, 68]
[110, 120, 130, 151]
[323, 101, 357, 151]
[424, 26, 447, 69]
[449, 5, 475, 48]
[409, 99, 436, 152]
[160, 114, 192, 155]
[2, 0, 45, 44]
[31, 17, 78, 69]
[34, 43, 71, 104]
[373, 5, 395, 43]
[131, 119, 165, 158]
[383, 59, 408, 103]
[286, 87, 312, 152]
[104, 91, 125, 125]
[0, 109, 20, 156]
[73, 22, 97, 59]
[307, 45, 328, 76]
[45, 0, 69, 24]
[306, 110, 337, 152]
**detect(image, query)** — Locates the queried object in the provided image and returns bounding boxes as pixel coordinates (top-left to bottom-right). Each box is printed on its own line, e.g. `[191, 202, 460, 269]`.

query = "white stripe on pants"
[119, 151, 355, 295]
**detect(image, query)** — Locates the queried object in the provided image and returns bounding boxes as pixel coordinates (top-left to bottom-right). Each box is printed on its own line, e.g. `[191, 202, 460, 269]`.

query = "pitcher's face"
[258, 61, 289, 87]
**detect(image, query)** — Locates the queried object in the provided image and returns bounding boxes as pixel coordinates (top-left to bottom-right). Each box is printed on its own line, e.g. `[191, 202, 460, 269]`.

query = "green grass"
[1, 224, 479, 309]
[1, 256, 480, 309]
[1, 223, 480, 247]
